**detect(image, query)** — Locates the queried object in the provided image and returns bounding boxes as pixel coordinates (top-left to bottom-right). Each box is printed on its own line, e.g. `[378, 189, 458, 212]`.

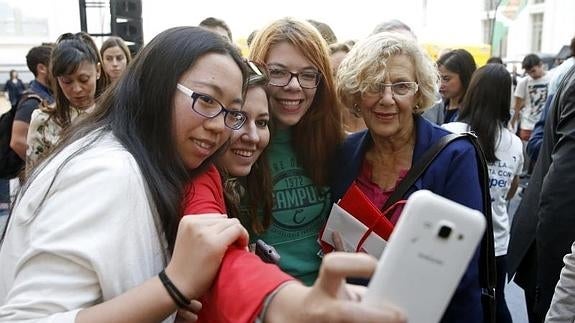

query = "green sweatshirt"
[246, 128, 331, 286]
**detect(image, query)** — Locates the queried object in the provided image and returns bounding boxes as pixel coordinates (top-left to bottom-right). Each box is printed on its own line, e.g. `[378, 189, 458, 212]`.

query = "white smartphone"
[362, 190, 486, 323]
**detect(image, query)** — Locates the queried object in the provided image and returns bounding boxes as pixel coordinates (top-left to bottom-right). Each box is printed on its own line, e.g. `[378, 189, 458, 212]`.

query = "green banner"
[491, 0, 528, 56]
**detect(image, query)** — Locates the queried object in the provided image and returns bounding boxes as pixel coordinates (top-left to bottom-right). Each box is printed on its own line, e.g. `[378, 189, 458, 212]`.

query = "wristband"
[159, 269, 191, 308]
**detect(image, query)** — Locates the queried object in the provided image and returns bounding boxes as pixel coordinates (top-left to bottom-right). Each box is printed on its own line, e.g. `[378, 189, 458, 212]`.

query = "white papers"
[320, 203, 388, 258]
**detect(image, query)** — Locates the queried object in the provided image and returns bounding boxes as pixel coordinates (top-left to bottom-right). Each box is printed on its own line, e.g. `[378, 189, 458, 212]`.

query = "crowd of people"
[0, 15, 574, 323]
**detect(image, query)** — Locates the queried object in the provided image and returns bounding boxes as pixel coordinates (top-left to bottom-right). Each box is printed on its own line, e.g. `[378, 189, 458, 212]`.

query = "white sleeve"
[514, 77, 528, 99]
[545, 241, 575, 323]
[0, 144, 165, 322]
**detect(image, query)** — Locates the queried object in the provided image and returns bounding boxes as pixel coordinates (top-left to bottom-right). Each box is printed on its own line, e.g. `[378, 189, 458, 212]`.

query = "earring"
[351, 104, 362, 117]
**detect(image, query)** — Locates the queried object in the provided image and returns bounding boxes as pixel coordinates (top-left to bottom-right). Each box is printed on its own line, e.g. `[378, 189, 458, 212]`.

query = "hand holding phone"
[362, 190, 486, 323]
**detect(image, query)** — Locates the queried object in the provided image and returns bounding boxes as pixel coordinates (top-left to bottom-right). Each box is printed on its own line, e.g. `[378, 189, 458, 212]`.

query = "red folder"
[320, 183, 395, 254]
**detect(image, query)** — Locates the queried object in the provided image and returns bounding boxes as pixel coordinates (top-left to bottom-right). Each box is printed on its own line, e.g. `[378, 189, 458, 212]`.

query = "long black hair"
[458, 63, 512, 163]
[6, 27, 248, 251]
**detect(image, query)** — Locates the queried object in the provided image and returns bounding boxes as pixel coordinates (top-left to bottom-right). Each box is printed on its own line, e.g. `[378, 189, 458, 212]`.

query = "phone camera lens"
[438, 225, 452, 239]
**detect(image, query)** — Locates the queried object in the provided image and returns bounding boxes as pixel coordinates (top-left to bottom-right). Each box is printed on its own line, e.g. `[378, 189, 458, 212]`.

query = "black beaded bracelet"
[159, 269, 191, 308]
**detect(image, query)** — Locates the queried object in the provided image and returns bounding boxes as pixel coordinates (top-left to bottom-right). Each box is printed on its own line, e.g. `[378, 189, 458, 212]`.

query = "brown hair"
[249, 17, 344, 187]
[222, 62, 274, 233]
[100, 36, 132, 64]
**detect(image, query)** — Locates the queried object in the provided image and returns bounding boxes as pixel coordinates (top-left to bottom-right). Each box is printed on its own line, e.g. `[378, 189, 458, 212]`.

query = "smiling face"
[358, 54, 417, 141]
[438, 65, 463, 101]
[265, 42, 318, 129]
[173, 53, 243, 170]
[102, 46, 128, 81]
[217, 86, 270, 176]
[57, 60, 100, 109]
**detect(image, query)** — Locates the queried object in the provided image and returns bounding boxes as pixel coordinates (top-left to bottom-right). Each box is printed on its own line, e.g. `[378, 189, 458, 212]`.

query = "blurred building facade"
[0, 0, 81, 83]
[482, 0, 575, 67]
[0, 0, 573, 83]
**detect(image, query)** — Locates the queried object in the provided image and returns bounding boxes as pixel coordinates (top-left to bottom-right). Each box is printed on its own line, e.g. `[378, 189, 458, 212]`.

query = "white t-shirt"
[443, 122, 524, 256]
[514, 73, 551, 131]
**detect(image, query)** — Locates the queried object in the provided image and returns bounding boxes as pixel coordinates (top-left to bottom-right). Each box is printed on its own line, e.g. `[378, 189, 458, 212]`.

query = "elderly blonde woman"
[331, 32, 484, 323]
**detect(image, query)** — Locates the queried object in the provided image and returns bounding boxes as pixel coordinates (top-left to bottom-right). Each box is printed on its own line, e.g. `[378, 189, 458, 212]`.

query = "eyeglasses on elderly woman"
[362, 81, 419, 99]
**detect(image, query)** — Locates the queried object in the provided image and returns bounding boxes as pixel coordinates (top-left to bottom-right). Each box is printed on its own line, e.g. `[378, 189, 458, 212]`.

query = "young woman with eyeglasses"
[181, 61, 273, 241]
[216, 62, 274, 231]
[0, 27, 405, 323]
[332, 32, 485, 323]
[247, 18, 345, 286]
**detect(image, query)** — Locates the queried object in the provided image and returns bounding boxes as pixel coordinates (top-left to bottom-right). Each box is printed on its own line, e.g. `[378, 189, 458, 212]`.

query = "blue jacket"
[331, 115, 483, 323]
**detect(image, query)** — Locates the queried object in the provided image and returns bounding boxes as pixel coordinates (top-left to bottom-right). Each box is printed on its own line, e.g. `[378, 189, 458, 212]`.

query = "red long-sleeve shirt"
[183, 165, 293, 322]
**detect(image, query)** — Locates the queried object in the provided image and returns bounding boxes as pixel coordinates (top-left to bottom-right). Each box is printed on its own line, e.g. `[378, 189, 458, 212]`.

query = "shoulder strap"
[462, 133, 497, 318]
[382, 132, 496, 322]
[382, 132, 464, 210]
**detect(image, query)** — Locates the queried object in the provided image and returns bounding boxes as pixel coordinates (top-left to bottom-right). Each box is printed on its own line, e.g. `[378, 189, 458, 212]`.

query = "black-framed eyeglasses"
[267, 67, 321, 89]
[363, 81, 419, 99]
[176, 83, 247, 130]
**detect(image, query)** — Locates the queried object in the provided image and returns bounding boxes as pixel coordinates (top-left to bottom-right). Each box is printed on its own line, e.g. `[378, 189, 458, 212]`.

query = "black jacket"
[507, 64, 575, 318]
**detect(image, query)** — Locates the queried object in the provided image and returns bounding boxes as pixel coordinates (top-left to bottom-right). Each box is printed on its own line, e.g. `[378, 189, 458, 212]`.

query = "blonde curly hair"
[336, 32, 438, 114]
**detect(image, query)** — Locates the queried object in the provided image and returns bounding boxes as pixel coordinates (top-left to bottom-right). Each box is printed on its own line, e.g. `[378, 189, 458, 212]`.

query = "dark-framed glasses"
[176, 83, 247, 130]
[364, 81, 419, 98]
[266, 67, 322, 89]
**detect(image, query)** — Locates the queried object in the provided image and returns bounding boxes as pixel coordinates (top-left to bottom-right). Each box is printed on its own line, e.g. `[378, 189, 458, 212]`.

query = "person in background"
[26, 32, 109, 168]
[330, 42, 366, 134]
[199, 17, 233, 43]
[443, 63, 523, 323]
[100, 36, 131, 83]
[333, 31, 484, 323]
[527, 35, 575, 161]
[425, 49, 477, 125]
[248, 17, 345, 286]
[4, 70, 26, 109]
[487, 56, 504, 65]
[247, 30, 258, 48]
[10, 45, 54, 161]
[371, 19, 416, 39]
[0, 26, 406, 323]
[510, 53, 550, 141]
[511, 53, 551, 177]
[329, 43, 351, 77]
[307, 19, 338, 45]
[508, 64, 575, 323]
